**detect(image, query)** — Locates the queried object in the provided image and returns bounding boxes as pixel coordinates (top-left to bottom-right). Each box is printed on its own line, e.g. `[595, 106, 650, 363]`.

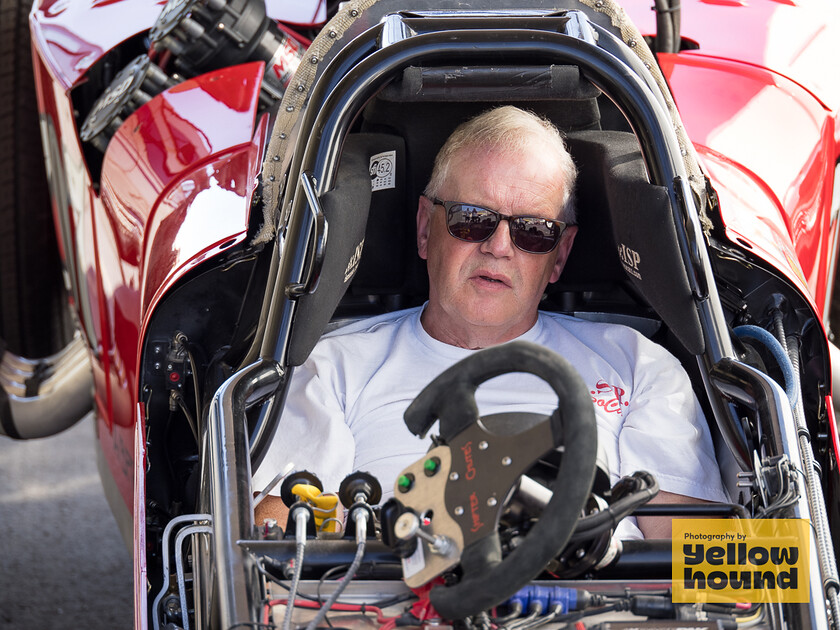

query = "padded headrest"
[288, 133, 406, 366]
[563, 130, 703, 354]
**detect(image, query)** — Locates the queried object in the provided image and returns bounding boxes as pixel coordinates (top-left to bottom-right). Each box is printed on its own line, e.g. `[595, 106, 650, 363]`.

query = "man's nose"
[478, 218, 515, 257]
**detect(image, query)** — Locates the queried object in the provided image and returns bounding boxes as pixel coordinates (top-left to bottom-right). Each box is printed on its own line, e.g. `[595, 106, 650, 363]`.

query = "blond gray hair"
[424, 106, 577, 223]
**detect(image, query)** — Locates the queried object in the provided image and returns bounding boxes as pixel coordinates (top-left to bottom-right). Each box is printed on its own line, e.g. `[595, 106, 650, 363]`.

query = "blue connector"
[548, 586, 578, 614]
[503, 585, 591, 616]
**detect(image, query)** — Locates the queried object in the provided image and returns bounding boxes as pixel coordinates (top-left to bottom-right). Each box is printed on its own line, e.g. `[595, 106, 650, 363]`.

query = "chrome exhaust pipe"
[0, 333, 93, 439]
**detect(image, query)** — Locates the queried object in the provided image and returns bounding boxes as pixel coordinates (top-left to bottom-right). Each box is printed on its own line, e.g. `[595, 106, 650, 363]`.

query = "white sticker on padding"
[369, 150, 396, 191]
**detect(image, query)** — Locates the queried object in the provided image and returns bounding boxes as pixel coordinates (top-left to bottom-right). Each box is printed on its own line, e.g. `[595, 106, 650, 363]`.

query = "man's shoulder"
[307, 308, 419, 370]
[536, 310, 676, 365]
[322, 306, 421, 339]
[538, 310, 660, 342]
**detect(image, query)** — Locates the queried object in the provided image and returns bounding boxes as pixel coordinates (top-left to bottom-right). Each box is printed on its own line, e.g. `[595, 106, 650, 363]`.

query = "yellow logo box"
[672, 519, 810, 603]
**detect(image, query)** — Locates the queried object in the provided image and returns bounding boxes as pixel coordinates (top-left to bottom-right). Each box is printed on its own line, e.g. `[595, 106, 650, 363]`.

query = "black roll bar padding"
[247, 538, 676, 581]
[380, 64, 602, 102]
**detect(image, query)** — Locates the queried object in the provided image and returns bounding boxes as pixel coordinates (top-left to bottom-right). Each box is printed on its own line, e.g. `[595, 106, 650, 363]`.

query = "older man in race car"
[254, 106, 727, 538]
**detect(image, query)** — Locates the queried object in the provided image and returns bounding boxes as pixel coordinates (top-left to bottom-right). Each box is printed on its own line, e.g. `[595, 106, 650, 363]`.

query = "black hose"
[652, 0, 674, 54]
[568, 472, 659, 542]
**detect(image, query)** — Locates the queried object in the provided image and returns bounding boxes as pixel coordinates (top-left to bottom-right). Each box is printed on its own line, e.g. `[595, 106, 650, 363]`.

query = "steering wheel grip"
[403, 340, 598, 619]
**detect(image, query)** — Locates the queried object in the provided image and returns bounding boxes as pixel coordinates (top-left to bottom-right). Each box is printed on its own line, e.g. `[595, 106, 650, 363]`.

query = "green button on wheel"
[423, 456, 441, 477]
[397, 473, 414, 492]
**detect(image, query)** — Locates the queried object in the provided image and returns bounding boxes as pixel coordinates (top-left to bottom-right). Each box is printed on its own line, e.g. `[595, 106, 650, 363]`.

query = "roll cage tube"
[201, 359, 283, 628]
[251, 10, 737, 465]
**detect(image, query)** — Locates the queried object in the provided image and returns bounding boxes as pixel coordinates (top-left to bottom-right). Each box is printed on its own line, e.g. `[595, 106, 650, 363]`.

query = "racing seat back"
[287, 133, 408, 366]
[558, 130, 703, 354]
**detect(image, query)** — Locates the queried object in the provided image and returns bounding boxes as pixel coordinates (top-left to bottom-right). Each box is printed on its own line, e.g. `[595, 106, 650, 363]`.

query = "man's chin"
[460, 307, 535, 339]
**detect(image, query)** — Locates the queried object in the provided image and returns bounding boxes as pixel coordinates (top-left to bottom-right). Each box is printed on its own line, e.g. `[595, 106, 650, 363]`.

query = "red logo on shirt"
[591, 379, 630, 414]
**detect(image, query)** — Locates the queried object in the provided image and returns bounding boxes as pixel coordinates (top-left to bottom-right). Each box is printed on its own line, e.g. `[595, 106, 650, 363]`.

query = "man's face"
[417, 142, 577, 347]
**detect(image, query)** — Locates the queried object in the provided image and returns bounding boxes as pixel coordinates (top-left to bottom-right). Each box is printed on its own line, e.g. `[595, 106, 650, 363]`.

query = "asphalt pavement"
[0, 415, 133, 629]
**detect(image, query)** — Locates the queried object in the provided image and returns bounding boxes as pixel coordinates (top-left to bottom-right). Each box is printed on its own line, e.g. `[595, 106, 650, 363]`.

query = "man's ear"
[416, 196, 433, 260]
[549, 225, 578, 283]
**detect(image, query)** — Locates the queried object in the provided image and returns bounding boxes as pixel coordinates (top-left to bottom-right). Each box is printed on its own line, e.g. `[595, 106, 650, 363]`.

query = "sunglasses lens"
[447, 205, 499, 242]
[510, 217, 563, 253]
[443, 201, 564, 254]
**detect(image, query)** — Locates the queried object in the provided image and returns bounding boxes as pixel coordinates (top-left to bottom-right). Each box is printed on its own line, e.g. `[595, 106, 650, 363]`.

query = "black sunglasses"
[429, 197, 567, 254]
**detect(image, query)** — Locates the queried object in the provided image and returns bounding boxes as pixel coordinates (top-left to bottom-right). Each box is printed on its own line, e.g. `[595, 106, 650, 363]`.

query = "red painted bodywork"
[95, 63, 264, 505]
[27, 0, 840, 621]
[659, 52, 838, 312]
[133, 405, 148, 630]
[30, 11, 266, 518]
[622, 0, 840, 319]
[31, 0, 167, 90]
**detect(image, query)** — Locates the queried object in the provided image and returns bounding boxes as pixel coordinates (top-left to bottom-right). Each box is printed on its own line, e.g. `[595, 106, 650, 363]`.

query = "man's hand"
[254, 494, 344, 533]
[255, 494, 289, 528]
[636, 491, 712, 539]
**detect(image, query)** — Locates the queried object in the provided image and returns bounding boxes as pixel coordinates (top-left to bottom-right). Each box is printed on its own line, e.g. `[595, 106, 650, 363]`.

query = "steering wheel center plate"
[395, 415, 555, 587]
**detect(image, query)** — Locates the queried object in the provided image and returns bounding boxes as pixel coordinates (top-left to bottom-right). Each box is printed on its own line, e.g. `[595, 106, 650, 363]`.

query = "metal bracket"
[286, 172, 328, 297]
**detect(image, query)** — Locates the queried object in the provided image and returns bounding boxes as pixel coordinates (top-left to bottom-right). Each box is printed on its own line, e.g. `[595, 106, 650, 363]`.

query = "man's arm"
[614, 328, 727, 539]
[255, 494, 289, 528]
[636, 490, 712, 539]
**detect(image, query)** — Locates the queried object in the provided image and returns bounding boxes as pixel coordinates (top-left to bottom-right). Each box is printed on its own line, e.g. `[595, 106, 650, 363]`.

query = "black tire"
[0, 0, 69, 357]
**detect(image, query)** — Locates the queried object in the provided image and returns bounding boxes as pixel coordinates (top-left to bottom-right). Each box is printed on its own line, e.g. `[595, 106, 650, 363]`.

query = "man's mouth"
[473, 272, 511, 287]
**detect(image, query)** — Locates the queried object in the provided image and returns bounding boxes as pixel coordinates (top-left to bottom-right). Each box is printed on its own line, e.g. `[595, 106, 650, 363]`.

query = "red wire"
[276, 21, 312, 47]
[264, 599, 395, 624]
[265, 585, 439, 630]
[378, 618, 398, 630]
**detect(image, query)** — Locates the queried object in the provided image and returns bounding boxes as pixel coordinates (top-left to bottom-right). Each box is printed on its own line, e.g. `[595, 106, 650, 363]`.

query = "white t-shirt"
[254, 306, 727, 538]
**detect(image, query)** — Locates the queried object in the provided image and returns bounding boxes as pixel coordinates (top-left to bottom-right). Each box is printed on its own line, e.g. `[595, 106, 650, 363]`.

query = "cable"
[568, 471, 659, 542]
[265, 599, 394, 624]
[283, 508, 310, 630]
[492, 601, 523, 623]
[772, 312, 840, 626]
[501, 601, 543, 630]
[503, 611, 540, 630]
[369, 592, 416, 609]
[304, 539, 366, 630]
[733, 325, 798, 406]
[516, 604, 565, 630]
[378, 618, 397, 630]
[172, 391, 199, 443]
[316, 564, 350, 627]
[258, 560, 416, 611]
[175, 331, 202, 430]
